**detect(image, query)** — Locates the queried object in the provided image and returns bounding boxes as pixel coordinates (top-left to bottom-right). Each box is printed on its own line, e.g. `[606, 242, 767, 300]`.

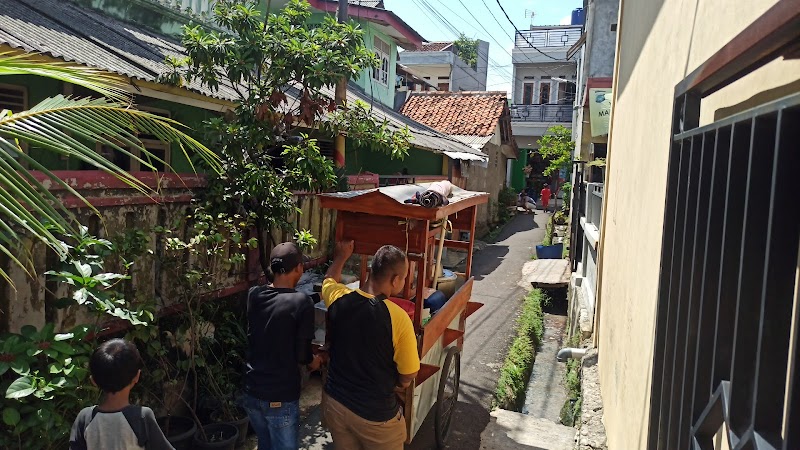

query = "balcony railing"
[510, 104, 573, 123]
[515, 29, 582, 49]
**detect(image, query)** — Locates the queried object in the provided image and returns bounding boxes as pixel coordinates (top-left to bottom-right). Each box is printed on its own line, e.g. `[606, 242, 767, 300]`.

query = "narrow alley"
[295, 212, 556, 450]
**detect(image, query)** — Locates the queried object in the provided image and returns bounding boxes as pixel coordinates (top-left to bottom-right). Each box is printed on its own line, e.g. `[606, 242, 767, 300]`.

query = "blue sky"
[384, 0, 583, 95]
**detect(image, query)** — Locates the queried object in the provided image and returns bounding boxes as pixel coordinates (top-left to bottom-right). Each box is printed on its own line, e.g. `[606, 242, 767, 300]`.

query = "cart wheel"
[435, 346, 461, 449]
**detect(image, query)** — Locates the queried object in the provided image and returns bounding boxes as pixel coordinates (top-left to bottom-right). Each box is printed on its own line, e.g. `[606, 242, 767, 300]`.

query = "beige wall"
[597, 1, 800, 449]
[462, 129, 509, 236]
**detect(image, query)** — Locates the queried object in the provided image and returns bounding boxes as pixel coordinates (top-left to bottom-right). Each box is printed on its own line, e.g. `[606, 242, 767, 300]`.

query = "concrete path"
[480, 409, 575, 450]
[295, 213, 549, 450]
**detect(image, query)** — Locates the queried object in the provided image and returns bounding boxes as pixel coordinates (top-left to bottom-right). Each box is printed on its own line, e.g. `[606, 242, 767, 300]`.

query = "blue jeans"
[242, 393, 299, 450]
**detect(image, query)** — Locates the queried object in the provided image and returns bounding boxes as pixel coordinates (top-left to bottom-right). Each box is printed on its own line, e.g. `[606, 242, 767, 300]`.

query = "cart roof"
[319, 183, 489, 220]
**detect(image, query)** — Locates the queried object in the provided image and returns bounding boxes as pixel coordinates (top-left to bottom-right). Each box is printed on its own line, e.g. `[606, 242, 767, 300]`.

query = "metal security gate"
[648, 2, 800, 449]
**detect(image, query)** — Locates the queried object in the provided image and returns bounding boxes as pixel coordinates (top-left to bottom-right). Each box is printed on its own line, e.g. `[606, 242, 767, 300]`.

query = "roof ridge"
[408, 91, 508, 97]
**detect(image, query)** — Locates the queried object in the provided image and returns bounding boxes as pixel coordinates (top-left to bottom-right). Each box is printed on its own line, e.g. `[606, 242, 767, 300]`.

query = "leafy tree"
[163, 0, 411, 275]
[0, 52, 220, 283]
[454, 33, 479, 69]
[535, 125, 573, 177]
[535, 125, 574, 204]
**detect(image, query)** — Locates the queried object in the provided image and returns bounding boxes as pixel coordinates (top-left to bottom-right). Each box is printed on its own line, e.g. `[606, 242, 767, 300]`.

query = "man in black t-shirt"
[242, 242, 321, 450]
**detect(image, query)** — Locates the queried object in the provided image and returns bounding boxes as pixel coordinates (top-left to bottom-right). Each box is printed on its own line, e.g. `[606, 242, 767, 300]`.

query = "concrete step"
[480, 409, 576, 450]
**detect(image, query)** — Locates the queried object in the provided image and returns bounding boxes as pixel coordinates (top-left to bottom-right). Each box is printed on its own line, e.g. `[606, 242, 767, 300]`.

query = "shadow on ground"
[405, 401, 490, 450]
[470, 215, 538, 282]
[541, 287, 568, 315]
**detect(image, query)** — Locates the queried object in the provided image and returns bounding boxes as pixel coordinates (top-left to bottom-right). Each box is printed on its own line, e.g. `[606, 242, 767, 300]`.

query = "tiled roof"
[400, 91, 509, 137]
[411, 42, 454, 52]
[0, 0, 239, 102]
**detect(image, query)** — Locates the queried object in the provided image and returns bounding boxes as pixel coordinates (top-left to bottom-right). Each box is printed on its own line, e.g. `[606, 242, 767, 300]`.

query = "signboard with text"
[589, 88, 612, 137]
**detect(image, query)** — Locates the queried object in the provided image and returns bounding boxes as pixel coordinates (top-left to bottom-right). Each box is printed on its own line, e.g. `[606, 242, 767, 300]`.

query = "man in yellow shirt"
[321, 241, 420, 450]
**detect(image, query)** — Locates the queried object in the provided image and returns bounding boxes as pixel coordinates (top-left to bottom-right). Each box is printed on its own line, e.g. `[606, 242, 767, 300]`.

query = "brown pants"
[322, 393, 407, 450]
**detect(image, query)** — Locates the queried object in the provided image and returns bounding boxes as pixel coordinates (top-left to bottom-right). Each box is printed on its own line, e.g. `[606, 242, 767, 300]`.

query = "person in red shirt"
[540, 184, 552, 212]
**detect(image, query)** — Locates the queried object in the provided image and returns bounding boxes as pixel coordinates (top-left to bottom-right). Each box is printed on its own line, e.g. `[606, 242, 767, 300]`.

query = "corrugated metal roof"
[449, 135, 493, 150]
[0, 0, 484, 161]
[0, 0, 239, 102]
[347, 0, 384, 7]
[298, 83, 488, 161]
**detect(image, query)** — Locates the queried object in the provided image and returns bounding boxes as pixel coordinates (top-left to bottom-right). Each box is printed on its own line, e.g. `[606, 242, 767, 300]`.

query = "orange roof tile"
[400, 91, 509, 137]
[413, 42, 453, 52]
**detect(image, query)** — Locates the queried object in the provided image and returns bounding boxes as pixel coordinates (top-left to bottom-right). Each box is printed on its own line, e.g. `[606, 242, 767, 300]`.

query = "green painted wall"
[345, 143, 443, 176]
[304, 13, 398, 109]
[135, 98, 217, 173]
[353, 22, 396, 109]
[511, 149, 529, 191]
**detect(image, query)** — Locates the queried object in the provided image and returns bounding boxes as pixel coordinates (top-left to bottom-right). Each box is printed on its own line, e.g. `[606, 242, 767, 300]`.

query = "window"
[0, 84, 26, 113]
[85, 107, 172, 172]
[539, 83, 551, 104]
[558, 82, 576, 104]
[0, 84, 27, 159]
[438, 83, 450, 91]
[522, 83, 535, 105]
[317, 140, 335, 160]
[372, 37, 391, 86]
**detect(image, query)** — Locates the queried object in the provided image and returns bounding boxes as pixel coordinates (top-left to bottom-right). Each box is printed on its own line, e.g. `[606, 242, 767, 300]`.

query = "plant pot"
[157, 416, 196, 450]
[536, 243, 564, 260]
[193, 423, 239, 450]
[211, 408, 250, 447]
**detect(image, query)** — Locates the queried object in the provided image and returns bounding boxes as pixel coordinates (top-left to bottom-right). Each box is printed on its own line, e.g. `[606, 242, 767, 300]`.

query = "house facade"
[399, 40, 490, 92]
[592, 0, 800, 448]
[509, 24, 582, 198]
[400, 91, 518, 234]
[564, 0, 619, 345]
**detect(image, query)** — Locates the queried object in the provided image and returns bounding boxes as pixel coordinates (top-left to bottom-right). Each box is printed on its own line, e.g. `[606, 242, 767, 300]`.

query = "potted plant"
[125, 206, 254, 449]
[535, 218, 564, 259]
[192, 423, 239, 450]
[196, 306, 250, 447]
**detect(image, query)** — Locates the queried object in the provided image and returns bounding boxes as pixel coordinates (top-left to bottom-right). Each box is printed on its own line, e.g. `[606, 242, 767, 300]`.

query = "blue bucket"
[536, 243, 564, 259]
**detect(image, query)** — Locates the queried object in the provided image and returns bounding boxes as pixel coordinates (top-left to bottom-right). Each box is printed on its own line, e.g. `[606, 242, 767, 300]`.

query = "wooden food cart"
[319, 183, 487, 448]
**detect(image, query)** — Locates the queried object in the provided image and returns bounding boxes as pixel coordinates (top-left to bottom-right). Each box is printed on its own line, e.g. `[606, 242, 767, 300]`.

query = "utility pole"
[334, 0, 348, 169]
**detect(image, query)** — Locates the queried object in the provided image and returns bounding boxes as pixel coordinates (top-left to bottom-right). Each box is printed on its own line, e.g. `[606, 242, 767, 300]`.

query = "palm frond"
[0, 93, 222, 282]
[0, 51, 130, 102]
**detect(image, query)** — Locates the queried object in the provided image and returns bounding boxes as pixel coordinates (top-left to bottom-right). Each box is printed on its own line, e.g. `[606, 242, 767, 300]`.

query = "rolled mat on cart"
[405, 180, 453, 208]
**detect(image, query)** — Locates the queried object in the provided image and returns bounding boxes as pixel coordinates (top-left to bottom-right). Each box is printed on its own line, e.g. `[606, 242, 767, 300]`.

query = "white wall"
[512, 62, 577, 104]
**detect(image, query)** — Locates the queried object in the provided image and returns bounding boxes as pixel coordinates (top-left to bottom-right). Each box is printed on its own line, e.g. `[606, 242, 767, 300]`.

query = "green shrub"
[498, 186, 517, 207]
[542, 217, 554, 246]
[494, 289, 545, 410]
[560, 182, 572, 212]
[559, 333, 583, 426]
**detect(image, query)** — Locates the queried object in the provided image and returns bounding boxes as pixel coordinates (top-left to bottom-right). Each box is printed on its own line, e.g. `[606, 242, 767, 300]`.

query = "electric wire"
[494, 0, 566, 61]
